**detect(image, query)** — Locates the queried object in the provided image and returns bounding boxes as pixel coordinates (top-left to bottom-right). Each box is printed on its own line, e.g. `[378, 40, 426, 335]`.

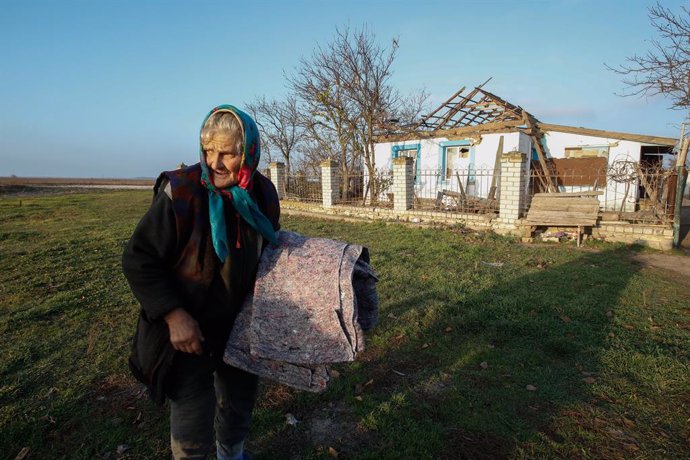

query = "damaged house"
[372, 81, 679, 219]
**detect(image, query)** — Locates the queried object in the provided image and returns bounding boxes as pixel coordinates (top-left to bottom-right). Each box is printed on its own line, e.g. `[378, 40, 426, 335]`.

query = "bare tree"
[288, 37, 358, 199]
[607, 2, 690, 110]
[247, 95, 302, 178]
[293, 138, 332, 176]
[289, 25, 427, 201]
[336, 27, 427, 202]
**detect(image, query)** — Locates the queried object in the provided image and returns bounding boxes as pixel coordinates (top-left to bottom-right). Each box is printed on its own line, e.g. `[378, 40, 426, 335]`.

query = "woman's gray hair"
[201, 111, 244, 152]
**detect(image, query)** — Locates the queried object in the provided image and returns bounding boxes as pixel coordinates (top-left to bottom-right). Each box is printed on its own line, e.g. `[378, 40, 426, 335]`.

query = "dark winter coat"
[122, 164, 280, 403]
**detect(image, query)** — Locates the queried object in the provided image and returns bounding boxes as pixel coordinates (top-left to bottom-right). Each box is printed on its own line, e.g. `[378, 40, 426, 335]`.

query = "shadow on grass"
[252, 245, 639, 459]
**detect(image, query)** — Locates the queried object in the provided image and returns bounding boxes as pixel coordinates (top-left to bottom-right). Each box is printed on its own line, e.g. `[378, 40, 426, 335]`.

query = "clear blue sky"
[1, 0, 687, 178]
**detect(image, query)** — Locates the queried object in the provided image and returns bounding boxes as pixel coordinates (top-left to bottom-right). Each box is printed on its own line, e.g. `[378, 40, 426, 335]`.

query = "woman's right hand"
[163, 308, 205, 355]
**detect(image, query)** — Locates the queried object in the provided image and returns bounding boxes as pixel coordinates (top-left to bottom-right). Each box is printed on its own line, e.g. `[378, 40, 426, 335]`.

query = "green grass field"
[1, 190, 688, 459]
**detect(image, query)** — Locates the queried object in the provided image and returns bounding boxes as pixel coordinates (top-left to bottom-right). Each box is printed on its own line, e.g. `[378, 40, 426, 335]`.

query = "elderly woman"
[122, 105, 280, 460]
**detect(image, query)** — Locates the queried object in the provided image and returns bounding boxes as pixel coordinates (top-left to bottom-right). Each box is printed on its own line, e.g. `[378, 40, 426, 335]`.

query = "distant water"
[49, 184, 151, 190]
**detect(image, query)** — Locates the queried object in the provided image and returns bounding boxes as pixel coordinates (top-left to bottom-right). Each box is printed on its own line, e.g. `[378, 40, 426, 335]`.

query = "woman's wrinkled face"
[203, 133, 242, 188]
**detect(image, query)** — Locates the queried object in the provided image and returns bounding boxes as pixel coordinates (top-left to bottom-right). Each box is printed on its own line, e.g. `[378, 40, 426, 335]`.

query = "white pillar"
[393, 156, 414, 212]
[269, 162, 286, 200]
[498, 151, 529, 226]
[321, 159, 339, 208]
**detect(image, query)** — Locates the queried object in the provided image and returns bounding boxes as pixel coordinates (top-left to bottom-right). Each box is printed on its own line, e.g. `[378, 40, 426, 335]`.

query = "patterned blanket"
[223, 231, 378, 392]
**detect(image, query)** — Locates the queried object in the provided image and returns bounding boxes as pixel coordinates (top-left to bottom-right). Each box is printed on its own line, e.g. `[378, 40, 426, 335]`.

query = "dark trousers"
[165, 352, 259, 460]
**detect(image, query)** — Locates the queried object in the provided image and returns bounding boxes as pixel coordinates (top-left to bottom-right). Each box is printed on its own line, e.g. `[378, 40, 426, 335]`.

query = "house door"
[445, 145, 475, 195]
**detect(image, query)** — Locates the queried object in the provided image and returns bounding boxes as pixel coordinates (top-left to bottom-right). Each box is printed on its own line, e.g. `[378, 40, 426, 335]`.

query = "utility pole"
[673, 122, 689, 248]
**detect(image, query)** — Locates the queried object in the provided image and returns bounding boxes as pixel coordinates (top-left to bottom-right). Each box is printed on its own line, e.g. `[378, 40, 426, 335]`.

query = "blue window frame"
[391, 144, 421, 184]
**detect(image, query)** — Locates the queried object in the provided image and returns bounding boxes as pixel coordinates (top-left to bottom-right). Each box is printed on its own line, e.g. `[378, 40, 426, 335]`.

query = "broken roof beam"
[413, 86, 466, 130]
[376, 119, 525, 142]
[455, 96, 508, 127]
[452, 90, 525, 128]
[464, 107, 504, 126]
[536, 123, 677, 145]
[440, 88, 492, 128]
[451, 109, 496, 127]
[479, 89, 524, 114]
[419, 79, 495, 131]
[522, 112, 558, 193]
[436, 87, 484, 129]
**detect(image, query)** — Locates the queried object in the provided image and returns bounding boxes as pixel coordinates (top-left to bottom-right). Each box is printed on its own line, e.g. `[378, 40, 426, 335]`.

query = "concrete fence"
[268, 152, 675, 250]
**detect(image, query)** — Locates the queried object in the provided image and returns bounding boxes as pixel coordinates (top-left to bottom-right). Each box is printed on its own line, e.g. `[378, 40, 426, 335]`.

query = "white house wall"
[373, 132, 525, 171]
[373, 129, 671, 211]
[373, 132, 524, 201]
[539, 131, 647, 212]
[539, 131, 642, 163]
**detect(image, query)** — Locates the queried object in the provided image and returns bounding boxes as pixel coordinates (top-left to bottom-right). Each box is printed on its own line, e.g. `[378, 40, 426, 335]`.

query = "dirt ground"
[611, 198, 690, 277]
[632, 252, 690, 278]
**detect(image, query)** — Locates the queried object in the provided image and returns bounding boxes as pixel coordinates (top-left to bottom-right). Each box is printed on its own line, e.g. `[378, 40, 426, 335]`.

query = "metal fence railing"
[281, 160, 679, 223]
[411, 167, 499, 215]
[285, 172, 322, 203]
[335, 170, 394, 208]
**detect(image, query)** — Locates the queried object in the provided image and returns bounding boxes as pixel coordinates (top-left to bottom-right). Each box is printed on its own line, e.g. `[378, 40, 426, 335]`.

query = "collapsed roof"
[379, 79, 678, 193]
[379, 79, 677, 147]
[414, 78, 529, 131]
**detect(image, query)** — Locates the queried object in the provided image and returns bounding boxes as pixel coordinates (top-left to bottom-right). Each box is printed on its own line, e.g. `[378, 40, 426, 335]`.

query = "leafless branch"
[606, 1, 690, 110]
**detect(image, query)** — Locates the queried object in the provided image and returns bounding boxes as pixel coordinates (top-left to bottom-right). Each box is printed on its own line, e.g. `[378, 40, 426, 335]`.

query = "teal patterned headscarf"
[199, 105, 277, 261]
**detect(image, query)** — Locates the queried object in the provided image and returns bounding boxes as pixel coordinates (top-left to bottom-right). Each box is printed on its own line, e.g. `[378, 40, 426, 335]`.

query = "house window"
[391, 144, 421, 183]
[398, 148, 417, 172]
[444, 146, 470, 180]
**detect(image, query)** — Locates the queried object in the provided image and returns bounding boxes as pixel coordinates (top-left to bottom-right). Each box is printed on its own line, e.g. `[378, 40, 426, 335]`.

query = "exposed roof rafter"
[376, 80, 677, 147]
[410, 78, 533, 133]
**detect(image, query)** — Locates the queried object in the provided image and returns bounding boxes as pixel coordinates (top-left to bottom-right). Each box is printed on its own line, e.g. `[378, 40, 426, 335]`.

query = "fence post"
[498, 151, 529, 227]
[393, 156, 414, 212]
[673, 166, 688, 247]
[269, 162, 286, 200]
[321, 159, 339, 208]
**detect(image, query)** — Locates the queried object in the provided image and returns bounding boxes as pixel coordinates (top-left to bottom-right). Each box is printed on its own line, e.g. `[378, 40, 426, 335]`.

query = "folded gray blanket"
[223, 230, 378, 392]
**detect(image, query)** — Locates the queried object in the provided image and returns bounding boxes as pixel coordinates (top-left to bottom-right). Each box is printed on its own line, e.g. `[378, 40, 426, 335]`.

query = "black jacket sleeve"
[122, 187, 182, 320]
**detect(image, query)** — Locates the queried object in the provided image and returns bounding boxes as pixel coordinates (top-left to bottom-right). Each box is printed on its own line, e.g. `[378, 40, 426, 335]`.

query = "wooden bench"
[523, 191, 601, 246]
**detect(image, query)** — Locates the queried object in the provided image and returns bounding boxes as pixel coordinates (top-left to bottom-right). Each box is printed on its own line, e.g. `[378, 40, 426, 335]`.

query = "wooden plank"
[525, 221, 598, 226]
[530, 200, 600, 207]
[525, 216, 597, 225]
[488, 135, 504, 201]
[441, 189, 463, 198]
[530, 204, 599, 211]
[532, 197, 599, 206]
[530, 204, 600, 210]
[531, 135, 557, 193]
[375, 120, 524, 143]
[527, 208, 599, 216]
[522, 113, 557, 193]
[533, 191, 603, 197]
[529, 213, 599, 220]
[536, 122, 678, 146]
[439, 87, 483, 129]
[454, 172, 467, 202]
[529, 207, 599, 214]
[527, 205, 599, 213]
[530, 198, 600, 206]
[527, 213, 598, 222]
[528, 201, 600, 209]
[435, 191, 444, 209]
[527, 218, 598, 224]
[527, 210, 598, 217]
[413, 86, 466, 131]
